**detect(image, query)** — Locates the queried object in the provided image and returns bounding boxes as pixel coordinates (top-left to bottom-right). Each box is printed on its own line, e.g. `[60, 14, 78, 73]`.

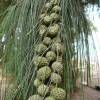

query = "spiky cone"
[45, 2, 52, 9]
[46, 51, 56, 62]
[33, 56, 48, 68]
[35, 44, 47, 55]
[38, 84, 49, 96]
[51, 43, 63, 55]
[28, 95, 42, 100]
[34, 78, 42, 87]
[50, 73, 62, 84]
[45, 96, 55, 100]
[37, 66, 51, 81]
[39, 25, 47, 36]
[43, 37, 52, 46]
[48, 24, 60, 38]
[52, 5, 61, 13]
[50, 0, 60, 5]
[43, 15, 52, 25]
[50, 13, 60, 22]
[50, 87, 66, 100]
[51, 61, 63, 74]
[42, 2, 52, 13]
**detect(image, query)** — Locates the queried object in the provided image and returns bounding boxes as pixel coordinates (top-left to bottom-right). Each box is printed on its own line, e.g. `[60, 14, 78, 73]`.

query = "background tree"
[0, 0, 99, 100]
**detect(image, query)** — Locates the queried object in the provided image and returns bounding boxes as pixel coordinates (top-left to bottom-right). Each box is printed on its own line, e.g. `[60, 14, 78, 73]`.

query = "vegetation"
[0, 0, 99, 100]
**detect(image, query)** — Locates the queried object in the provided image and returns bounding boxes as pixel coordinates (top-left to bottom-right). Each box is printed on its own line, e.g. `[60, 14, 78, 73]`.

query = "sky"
[86, 4, 100, 64]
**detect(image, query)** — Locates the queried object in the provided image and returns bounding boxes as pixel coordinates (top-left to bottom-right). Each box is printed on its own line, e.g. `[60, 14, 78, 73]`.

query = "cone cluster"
[29, 0, 66, 100]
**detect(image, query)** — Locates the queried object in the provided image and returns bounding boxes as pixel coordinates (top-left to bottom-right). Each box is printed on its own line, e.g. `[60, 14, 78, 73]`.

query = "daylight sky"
[86, 4, 100, 64]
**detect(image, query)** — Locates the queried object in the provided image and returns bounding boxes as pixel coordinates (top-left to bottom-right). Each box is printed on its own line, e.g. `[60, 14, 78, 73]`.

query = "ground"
[71, 86, 100, 100]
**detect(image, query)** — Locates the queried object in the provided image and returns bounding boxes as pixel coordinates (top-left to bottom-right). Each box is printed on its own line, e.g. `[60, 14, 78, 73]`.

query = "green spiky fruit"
[50, 13, 60, 21]
[37, 66, 51, 81]
[35, 44, 47, 55]
[45, 96, 55, 100]
[50, 88, 66, 100]
[42, 3, 52, 13]
[34, 78, 42, 87]
[51, 43, 63, 54]
[46, 51, 56, 62]
[50, 73, 62, 84]
[39, 25, 47, 36]
[43, 15, 52, 25]
[43, 37, 52, 46]
[33, 56, 48, 68]
[48, 24, 60, 38]
[44, 2, 52, 9]
[28, 95, 42, 100]
[38, 84, 49, 96]
[52, 5, 61, 13]
[51, 61, 63, 74]
[50, 0, 60, 5]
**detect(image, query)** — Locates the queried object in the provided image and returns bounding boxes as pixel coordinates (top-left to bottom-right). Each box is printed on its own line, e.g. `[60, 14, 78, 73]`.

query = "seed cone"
[38, 84, 49, 96]
[43, 37, 52, 46]
[50, 13, 60, 21]
[43, 15, 52, 25]
[44, 2, 52, 10]
[48, 24, 60, 38]
[39, 25, 47, 36]
[46, 51, 56, 62]
[50, 0, 60, 5]
[45, 96, 55, 100]
[33, 56, 48, 68]
[37, 66, 51, 81]
[28, 95, 42, 100]
[51, 43, 63, 54]
[50, 73, 62, 84]
[51, 61, 63, 74]
[35, 44, 47, 55]
[34, 78, 42, 87]
[52, 5, 61, 13]
[50, 87, 66, 100]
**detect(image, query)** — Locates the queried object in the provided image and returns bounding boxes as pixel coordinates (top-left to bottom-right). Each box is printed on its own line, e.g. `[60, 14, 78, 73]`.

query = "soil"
[71, 86, 100, 100]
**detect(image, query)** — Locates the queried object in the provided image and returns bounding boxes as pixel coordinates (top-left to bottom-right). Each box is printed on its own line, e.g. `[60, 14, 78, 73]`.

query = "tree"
[0, 0, 98, 100]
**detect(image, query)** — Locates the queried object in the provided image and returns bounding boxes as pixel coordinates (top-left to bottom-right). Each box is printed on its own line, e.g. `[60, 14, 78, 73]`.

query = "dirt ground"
[71, 86, 100, 100]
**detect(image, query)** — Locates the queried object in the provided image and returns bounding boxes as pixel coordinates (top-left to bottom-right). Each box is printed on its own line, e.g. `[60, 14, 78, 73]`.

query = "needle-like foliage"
[0, 0, 99, 100]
